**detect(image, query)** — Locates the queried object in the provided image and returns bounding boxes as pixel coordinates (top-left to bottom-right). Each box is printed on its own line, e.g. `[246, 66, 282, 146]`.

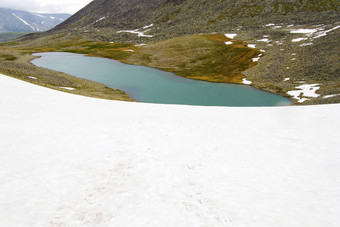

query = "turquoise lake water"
[31, 52, 291, 106]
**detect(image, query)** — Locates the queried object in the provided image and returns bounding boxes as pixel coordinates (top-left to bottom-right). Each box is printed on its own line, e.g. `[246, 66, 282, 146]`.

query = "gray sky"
[0, 0, 93, 14]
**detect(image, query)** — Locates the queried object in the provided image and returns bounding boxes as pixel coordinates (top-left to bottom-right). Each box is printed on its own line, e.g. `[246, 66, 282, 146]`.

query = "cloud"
[0, 0, 93, 14]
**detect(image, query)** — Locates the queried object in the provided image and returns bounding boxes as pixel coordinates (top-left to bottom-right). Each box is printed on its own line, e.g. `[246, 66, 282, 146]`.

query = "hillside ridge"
[45, 0, 340, 42]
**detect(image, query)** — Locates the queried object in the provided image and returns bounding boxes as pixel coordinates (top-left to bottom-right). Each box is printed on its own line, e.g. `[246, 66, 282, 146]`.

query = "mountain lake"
[32, 52, 291, 106]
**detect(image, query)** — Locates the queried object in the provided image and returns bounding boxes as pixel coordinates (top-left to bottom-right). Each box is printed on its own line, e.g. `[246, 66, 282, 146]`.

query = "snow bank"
[1, 74, 340, 227]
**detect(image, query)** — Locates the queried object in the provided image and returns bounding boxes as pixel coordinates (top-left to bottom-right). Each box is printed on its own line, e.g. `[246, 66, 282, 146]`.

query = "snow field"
[0, 74, 340, 226]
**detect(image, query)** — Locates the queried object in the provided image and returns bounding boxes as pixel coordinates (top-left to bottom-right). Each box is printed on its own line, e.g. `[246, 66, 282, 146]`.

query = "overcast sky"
[0, 0, 93, 14]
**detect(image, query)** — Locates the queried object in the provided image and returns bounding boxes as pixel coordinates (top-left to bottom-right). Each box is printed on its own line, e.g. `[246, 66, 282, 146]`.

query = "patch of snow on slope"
[313, 25, 340, 39]
[59, 87, 75, 90]
[323, 94, 340, 99]
[257, 38, 270, 42]
[299, 43, 313, 47]
[252, 57, 260, 62]
[225, 41, 233, 45]
[224, 33, 237, 39]
[117, 24, 154, 37]
[0, 74, 340, 226]
[252, 53, 263, 62]
[143, 24, 154, 29]
[95, 17, 106, 23]
[287, 84, 321, 103]
[247, 44, 256, 48]
[290, 25, 340, 40]
[11, 13, 36, 31]
[292, 37, 308, 42]
[242, 78, 252, 85]
[290, 28, 318, 34]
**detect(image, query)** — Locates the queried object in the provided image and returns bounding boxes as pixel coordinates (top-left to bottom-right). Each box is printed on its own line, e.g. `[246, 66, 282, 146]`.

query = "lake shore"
[31, 52, 291, 106]
[0, 48, 134, 102]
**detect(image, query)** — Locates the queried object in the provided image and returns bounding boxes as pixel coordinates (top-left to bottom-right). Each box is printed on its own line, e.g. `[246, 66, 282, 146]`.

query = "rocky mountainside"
[0, 8, 70, 33]
[45, 0, 340, 42]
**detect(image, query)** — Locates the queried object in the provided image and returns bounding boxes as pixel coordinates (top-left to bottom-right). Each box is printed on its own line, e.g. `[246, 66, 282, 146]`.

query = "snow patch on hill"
[224, 33, 237, 39]
[287, 84, 321, 103]
[117, 24, 154, 37]
[11, 12, 36, 31]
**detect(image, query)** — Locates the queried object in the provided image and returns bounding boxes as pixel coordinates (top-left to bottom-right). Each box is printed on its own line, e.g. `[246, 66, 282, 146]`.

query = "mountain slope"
[47, 0, 340, 42]
[0, 8, 70, 33]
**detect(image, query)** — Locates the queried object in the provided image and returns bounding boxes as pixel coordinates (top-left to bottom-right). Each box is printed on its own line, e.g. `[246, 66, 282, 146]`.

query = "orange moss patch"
[207, 34, 229, 42]
[125, 34, 261, 84]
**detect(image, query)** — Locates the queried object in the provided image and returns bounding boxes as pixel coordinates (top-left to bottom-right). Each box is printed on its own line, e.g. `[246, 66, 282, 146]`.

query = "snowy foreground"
[0, 74, 340, 227]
